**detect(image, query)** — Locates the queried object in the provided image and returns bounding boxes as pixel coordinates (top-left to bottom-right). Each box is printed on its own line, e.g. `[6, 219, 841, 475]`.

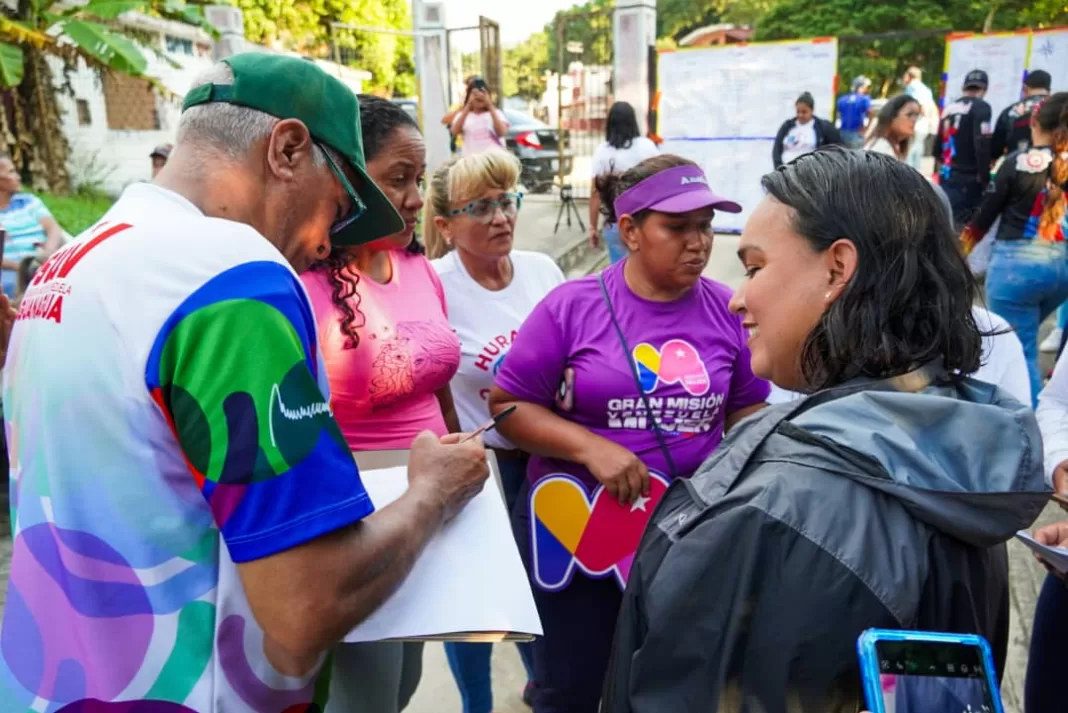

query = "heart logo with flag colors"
[529, 471, 671, 591]
[632, 339, 710, 395]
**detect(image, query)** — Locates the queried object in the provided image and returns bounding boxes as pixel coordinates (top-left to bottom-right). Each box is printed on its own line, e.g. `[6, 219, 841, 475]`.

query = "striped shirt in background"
[1, 193, 51, 263]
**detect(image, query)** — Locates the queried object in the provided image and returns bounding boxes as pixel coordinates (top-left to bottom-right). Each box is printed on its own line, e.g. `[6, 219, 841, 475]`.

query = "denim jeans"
[985, 240, 1068, 405]
[444, 454, 535, 713]
[841, 130, 863, 149]
[942, 179, 985, 231]
[602, 224, 627, 264]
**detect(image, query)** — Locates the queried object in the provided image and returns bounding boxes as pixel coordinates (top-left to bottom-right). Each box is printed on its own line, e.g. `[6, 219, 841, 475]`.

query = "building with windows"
[54, 12, 370, 194]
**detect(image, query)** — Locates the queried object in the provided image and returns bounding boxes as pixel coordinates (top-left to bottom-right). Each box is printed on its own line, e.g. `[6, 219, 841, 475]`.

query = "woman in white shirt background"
[771, 91, 842, 168]
[864, 94, 922, 161]
[588, 101, 659, 264]
[426, 148, 566, 713]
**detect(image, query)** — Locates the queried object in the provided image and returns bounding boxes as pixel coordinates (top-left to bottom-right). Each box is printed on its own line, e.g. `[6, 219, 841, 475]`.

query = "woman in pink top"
[451, 77, 510, 156]
[301, 95, 461, 713]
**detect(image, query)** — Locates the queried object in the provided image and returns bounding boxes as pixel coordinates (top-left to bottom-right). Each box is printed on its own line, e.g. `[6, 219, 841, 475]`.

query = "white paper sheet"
[944, 34, 1031, 120]
[1028, 30, 1068, 94]
[1015, 530, 1068, 574]
[656, 39, 838, 232]
[344, 466, 543, 642]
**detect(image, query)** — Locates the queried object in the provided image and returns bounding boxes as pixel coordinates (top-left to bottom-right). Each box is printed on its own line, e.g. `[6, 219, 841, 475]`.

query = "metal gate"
[554, 7, 614, 199]
[328, 23, 417, 100]
[445, 17, 503, 109]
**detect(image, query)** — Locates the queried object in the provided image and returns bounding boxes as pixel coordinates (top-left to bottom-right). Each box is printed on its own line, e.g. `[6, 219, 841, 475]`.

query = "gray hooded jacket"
[603, 368, 1049, 713]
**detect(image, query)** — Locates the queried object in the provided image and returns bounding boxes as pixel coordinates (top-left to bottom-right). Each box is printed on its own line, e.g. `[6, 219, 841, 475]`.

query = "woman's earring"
[825, 291, 832, 299]
[317, 245, 327, 256]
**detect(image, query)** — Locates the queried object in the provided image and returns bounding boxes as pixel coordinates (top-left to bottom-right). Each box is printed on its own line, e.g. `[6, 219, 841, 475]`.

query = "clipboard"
[346, 449, 541, 644]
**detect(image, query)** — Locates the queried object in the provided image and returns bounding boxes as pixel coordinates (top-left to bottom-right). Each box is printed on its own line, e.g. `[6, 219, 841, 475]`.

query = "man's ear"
[265, 119, 315, 182]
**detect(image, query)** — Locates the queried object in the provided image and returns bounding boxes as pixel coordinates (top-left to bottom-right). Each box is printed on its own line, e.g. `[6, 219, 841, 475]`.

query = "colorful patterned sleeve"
[146, 260, 374, 562]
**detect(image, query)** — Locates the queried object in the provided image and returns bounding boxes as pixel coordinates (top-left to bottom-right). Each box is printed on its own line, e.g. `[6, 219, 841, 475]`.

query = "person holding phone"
[489, 155, 769, 713]
[450, 78, 509, 157]
[601, 148, 1048, 713]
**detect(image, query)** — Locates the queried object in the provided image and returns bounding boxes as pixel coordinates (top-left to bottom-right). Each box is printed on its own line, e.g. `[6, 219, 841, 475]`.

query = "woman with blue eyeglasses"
[426, 149, 565, 713]
[302, 94, 462, 713]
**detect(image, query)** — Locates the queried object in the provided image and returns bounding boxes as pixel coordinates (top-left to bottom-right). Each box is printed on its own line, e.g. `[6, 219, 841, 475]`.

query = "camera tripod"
[554, 184, 586, 234]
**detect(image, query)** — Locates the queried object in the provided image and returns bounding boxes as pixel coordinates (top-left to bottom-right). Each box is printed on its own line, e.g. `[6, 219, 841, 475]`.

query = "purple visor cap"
[613, 164, 743, 218]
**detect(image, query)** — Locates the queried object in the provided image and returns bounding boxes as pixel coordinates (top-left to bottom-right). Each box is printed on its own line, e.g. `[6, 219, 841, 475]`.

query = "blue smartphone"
[857, 629, 1004, 713]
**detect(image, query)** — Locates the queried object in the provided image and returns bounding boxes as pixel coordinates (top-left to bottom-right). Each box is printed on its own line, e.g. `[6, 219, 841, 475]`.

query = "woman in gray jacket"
[603, 148, 1049, 713]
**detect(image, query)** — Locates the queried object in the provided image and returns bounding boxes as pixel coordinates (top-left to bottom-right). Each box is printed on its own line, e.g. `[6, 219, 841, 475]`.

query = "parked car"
[391, 98, 419, 124]
[502, 109, 573, 194]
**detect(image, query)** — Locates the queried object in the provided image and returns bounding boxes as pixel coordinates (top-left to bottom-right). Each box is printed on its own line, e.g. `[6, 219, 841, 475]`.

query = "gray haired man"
[0, 52, 488, 712]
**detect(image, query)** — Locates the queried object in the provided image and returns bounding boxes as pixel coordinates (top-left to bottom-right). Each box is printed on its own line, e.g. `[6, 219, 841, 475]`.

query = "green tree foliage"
[546, 0, 612, 72]
[0, 0, 215, 192]
[235, 0, 415, 96]
[756, 0, 1067, 100]
[502, 31, 549, 100]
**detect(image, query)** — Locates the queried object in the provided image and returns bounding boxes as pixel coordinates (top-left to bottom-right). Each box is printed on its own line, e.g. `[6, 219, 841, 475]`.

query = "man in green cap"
[0, 53, 489, 712]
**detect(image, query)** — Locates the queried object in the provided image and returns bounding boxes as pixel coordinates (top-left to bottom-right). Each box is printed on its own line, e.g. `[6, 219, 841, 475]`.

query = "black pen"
[459, 405, 518, 443]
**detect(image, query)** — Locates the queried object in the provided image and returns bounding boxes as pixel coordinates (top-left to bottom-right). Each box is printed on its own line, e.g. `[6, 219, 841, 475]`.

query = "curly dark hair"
[761, 147, 984, 390]
[313, 94, 424, 350]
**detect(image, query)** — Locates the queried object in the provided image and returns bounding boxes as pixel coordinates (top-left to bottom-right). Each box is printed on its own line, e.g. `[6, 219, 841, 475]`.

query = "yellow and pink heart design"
[529, 471, 671, 591]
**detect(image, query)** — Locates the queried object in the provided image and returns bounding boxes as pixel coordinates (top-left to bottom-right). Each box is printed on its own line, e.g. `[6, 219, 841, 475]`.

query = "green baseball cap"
[182, 52, 404, 246]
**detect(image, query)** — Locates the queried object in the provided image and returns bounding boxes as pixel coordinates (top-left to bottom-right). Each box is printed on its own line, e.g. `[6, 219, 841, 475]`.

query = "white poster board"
[344, 462, 541, 643]
[944, 33, 1030, 120]
[657, 39, 838, 232]
[1028, 29, 1068, 93]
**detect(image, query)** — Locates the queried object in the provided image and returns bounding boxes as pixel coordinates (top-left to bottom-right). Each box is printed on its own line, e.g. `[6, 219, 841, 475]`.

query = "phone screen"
[874, 640, 996, 713]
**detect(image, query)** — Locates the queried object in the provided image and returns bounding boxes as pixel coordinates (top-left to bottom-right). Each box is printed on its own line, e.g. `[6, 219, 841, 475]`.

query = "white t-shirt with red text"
[433, 249, 564, 448]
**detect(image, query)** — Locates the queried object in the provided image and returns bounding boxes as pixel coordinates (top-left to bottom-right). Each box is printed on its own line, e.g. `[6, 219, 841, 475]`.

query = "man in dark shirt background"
[992, 70, 1052, 158]
[935, 69, 994, 229]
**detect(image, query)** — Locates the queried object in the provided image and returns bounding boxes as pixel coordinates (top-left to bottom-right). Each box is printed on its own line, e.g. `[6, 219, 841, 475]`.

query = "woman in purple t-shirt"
[489, 155, 770, 713]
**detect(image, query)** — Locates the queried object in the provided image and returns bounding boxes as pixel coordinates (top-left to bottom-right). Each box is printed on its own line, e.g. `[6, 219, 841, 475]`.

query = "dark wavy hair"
[314, 94, 424, 350]
[605, 101, 641, 150]
[761, 147, 983, 390]
[866, 94, 920, 159]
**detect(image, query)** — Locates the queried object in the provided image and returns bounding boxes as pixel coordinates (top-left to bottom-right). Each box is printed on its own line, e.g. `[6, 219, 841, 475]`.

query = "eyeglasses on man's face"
[317, 142, 367, 236]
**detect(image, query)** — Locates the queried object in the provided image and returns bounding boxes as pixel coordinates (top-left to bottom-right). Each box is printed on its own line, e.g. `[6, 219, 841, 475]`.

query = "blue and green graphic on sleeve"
[145, 260, 373, 562]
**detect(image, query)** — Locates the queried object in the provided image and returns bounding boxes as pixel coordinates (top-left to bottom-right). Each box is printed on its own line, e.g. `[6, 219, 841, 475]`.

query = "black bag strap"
[597, 273, 678, 480]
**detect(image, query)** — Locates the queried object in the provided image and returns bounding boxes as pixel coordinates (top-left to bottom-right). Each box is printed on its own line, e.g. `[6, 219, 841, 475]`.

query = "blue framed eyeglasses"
[317, 142, 367, 235]
[447, 192, 523, 223]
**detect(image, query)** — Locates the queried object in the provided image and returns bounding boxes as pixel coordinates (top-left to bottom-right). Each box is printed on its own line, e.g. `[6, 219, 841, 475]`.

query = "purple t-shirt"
[495, 260, 769, 489]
